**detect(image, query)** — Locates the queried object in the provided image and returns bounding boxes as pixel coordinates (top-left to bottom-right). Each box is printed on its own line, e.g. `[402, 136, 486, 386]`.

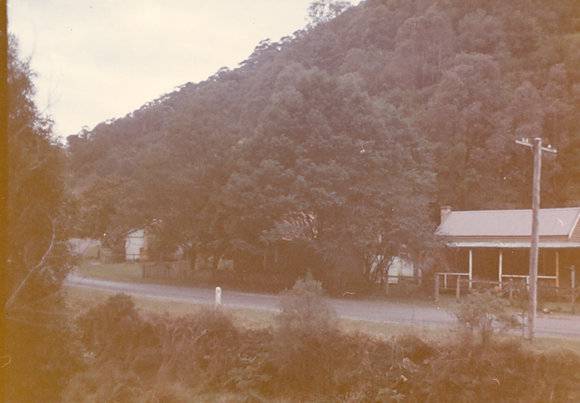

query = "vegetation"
[75, 261, 144, 283]
[63, 280, 580, 402]
[452, 289, 521, 345]
[63, 284, 452, 341]
[5, 0, 580, 400]
[67, 0, 580, 291]
[3, 37, 81, 402]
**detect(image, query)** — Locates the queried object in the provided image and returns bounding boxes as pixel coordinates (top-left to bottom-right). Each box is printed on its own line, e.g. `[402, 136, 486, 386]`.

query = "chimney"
[440, 205, 452, 224]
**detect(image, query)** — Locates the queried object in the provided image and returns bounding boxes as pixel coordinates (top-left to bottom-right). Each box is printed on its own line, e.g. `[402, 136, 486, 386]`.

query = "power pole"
[515, 137, 557, 340]
[0, 5, 8, 396]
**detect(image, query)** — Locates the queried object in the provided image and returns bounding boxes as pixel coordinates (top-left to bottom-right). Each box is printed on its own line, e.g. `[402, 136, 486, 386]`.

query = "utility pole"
[515, 137, 557, 340]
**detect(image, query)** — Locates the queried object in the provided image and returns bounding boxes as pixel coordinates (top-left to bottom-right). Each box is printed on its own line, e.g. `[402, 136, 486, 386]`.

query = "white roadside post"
[215, 286, 222, 306]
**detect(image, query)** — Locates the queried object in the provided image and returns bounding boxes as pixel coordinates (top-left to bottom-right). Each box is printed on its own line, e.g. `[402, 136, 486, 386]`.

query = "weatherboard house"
[125, 228, 151, 261]
[435, 206, 580, 289]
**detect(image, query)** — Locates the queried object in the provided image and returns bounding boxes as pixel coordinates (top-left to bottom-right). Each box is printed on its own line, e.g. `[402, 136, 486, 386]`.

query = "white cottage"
[370, 254, 417, 284]
[125, 228, 148, 261]
[386, 256, 416, 284]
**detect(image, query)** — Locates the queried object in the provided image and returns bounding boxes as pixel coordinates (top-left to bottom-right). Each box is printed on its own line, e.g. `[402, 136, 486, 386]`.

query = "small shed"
[69, 238, 101, 259]
[435, 206, 580, 289]
[386, 256, 417, 283]
[125, 228, 149, 261]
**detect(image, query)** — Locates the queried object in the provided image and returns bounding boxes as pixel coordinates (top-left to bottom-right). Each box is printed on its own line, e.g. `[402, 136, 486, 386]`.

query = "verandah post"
[468, 249, 473, 290]
[498, 249, 503, 289]
[555, 250, 560, 288]
[571, 266, 576, 314]
[434, 274, 440, 302]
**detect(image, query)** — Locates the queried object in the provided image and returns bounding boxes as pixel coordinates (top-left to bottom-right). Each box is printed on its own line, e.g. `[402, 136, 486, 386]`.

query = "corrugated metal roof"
[446, 241, 580, 249]
[436, 207, 580, 238]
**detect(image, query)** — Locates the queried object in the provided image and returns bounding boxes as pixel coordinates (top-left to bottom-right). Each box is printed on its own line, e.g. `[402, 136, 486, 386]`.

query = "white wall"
[125, 229, 146, 261]
[69, 238, 101, 258]
[386, 256, 416, 284]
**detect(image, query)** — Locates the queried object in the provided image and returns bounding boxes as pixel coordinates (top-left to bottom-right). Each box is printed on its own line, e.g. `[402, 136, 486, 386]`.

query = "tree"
[212, 64, 435, 289]
[391, 5, 456, 89]
[66, 0, 580, 290]
[308, 0, 352, 26]
[3, 36, 81, 402]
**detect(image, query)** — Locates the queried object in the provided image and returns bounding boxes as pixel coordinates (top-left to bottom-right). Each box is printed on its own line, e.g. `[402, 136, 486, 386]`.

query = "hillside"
[67, 0, 580, 289]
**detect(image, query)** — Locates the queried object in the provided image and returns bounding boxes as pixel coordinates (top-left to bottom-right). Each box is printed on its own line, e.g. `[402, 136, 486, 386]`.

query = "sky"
[8, 0, 317, 138]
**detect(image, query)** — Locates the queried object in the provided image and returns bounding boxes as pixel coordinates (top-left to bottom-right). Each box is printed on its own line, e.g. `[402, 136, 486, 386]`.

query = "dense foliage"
[66, 288, 580, 402]
[68, 0, 580, 288]
[3, 37, 81, 402]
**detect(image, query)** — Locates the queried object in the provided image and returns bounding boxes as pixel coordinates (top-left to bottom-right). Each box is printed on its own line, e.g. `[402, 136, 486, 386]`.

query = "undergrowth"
[65, 281, 580, 402]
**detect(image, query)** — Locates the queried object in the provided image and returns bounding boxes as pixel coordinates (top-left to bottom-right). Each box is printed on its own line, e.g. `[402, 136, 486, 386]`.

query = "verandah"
[439, 247, 580, 291]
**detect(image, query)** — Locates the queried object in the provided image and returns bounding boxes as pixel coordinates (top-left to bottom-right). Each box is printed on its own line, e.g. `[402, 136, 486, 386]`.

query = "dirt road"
[66, 274, 580, 338]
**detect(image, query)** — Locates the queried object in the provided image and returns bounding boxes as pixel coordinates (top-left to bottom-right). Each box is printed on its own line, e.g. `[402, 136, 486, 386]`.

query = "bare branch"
[4, 218, 57, 312]
[1, 355, 11, 368]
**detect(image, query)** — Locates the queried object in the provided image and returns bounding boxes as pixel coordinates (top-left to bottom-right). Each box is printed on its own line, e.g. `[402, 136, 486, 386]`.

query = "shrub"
[71, 296, 248, 399]
[452, 290, 521, 345]
[393, 334, 435, 364]
[63, 364, 146, 403]
[411, 338, 580, 402]
[276, 277, 337, 331]
[4, 304, 83, 402]
[141, 382, 194, 403]
[154, 307, 242, 389]
[223, 328, 274, 396]
[271, 277, 342, 395]
[77, 293, 159, 364]
[66, 290, 580, 402]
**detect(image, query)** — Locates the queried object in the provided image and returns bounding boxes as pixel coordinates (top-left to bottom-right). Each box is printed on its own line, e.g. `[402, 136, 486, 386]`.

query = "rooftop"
[436, 207, 580, 238]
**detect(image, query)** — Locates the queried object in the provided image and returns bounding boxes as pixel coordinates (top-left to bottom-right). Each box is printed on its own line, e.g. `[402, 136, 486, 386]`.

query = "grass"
[435, 291, 578, 316]
[75, 261, 144, 283]
[64, 285, 276, 330]
[64, 285, 448, 339]
[64, 284, 580, 354]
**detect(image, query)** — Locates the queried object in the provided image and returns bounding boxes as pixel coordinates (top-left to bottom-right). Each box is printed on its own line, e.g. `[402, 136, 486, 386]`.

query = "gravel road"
[66, 274, 580, 338]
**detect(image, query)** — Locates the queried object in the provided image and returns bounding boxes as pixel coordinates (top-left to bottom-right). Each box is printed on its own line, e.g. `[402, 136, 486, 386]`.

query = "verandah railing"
[434, 272, 577, 313]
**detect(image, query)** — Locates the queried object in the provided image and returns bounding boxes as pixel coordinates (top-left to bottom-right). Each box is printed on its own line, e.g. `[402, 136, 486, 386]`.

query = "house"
[69, 238, 101, 259]
[385, 256, 417, 283]
[435, 206, 580, 289]
[125, 228, 149, 261]
[265, 212, 419, 285]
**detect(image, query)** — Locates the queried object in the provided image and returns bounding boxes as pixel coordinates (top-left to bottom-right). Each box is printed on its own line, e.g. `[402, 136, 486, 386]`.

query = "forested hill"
[68, 0, 580, 278]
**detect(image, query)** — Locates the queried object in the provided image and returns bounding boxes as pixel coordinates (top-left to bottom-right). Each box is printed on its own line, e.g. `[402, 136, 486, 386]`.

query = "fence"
[142, 260, 193, 280]
[434, 271, 578, 313]
[378, 275, 422, 297]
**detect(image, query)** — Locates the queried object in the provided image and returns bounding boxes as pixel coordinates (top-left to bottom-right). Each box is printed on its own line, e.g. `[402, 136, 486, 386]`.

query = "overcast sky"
[8, 0, 320, 138]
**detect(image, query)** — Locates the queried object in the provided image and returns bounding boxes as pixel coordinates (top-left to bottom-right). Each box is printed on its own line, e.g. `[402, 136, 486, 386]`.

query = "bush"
[4, 305, 83, 402]
[276, 277, 337, 332]
[154, 307, 242, 389]
[141, 382, 194, 403]
[271, 277, 342, 395]
[66, 291, 580, 402]
[452, 290, 521, 345]
[63, 364, 146, 403]
[393, 334, 435, 363]
[71, 295, 254, 399]
[411, 339, 580, 402]
[77, 294, 159, 364]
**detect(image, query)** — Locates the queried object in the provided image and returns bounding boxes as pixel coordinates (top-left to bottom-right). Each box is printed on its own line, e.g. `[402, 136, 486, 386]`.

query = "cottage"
[435, 206, 580, 289]
[69, 238, 101, 259]
[125, 228, 149, 261]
